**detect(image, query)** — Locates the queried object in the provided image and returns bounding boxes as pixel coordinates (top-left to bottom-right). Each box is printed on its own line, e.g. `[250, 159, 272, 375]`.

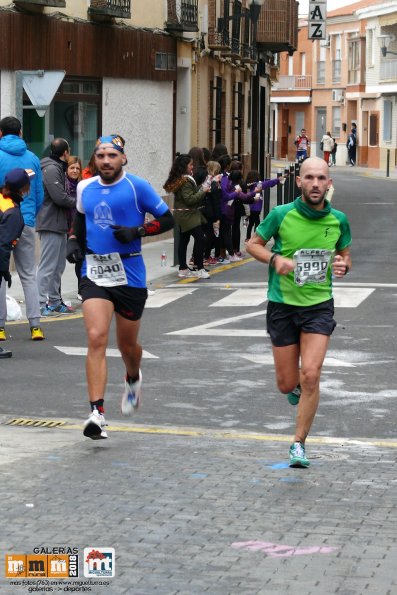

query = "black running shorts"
[79, 276, 147, 321]
[266, 298, 336, 347]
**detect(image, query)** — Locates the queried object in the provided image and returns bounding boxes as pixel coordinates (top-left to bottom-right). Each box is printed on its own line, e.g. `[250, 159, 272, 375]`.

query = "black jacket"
[36, 156, 76, 234]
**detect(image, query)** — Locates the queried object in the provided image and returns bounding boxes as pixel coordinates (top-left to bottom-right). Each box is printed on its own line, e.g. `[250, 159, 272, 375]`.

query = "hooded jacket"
[0, 194, 24, 270]
[36, 156, 76, 234]
[0, 135, 43, 228]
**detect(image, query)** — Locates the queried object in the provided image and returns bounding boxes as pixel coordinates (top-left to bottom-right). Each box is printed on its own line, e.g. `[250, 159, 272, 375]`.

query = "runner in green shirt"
[247, 157, 352, 468]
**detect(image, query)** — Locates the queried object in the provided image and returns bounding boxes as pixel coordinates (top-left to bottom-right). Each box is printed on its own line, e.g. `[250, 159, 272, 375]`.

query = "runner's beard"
[301, 188, 327, 206]
[98, 165, 123, 184]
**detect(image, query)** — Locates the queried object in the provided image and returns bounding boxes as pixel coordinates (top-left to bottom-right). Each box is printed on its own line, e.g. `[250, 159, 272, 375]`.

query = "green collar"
[295, 196, 331, 219]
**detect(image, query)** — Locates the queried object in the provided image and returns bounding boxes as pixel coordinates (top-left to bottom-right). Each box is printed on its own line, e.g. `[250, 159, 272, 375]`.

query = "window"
[210, 76, 224, 146]
[232, 82, 243, 159]
[23, 77, 101, 164]
[332, 35, 341, 83]
[367, 29, 375, 68]
[348, 36, 360, 84]
[317, 41, 326, 84]
[383, 100, 393, 142]
[300, 53, 306, 76]
[332, 106, 341, 137]
[295, 112, 304, 136]
[369, 114, 378, 146]
[155, 52, 177, 71]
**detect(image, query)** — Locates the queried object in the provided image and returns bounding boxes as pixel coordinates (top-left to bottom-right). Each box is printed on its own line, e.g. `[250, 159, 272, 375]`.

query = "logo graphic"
[324, 227, 330, 237]
[5, 554, 78, 578]
[84, 548, 115, 578]
[94, 201, 113, 229]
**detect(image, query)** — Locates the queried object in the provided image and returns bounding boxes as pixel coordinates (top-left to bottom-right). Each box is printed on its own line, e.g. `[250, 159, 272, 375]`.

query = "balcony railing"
[256, 0, 298, 53]
[208, 28, 231, 51]
[166, 0, 199, 33]
[272, 74, 312, 90]
[89, 0, 131, 18]
[380, 59, 397, 81]
[14, 0, 65, 6]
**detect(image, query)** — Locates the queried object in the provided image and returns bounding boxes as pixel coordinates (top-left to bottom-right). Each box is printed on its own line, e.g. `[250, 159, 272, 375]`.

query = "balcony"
[88, 0, 131, 19]
[165, 0, 199, 33]
[272, 75, 312, 90]
[221, 37, 242, 59]
[208, 28, 231, 51]
[380, 59, 397, 81]
[256, 0, 298, 53]
[14, 0, 65, 6]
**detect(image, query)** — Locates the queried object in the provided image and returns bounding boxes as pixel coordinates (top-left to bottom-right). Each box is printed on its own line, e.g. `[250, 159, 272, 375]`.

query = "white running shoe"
[178, 269, 197, 278]
[121, 369, 142, 415]
[229, 254, 242, 262]
[83, 409, 108, 440]
[196, 268, 210, 279]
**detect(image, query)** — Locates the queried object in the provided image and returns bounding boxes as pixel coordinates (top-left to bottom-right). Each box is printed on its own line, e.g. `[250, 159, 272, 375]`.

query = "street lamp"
[378, 34, 397, 57]
[249, 0, 265, 50]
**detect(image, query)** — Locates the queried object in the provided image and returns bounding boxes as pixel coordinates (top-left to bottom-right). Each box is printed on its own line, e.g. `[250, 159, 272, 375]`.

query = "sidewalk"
[271, 158, 397, 180]
[0, 420, 396, 593]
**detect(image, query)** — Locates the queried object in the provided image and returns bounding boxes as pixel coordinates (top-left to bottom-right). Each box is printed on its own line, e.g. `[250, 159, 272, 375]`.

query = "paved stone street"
[1, 421, 396, 594]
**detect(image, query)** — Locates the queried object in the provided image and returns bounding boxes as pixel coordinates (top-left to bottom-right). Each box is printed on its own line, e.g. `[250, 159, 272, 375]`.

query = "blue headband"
[96, 135, 125, 153]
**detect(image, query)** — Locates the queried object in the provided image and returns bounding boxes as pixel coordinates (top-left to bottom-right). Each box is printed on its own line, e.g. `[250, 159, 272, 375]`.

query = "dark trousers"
[204, 221, 220, 258]
[246, 212, 260, 240]
[178, 226, 205, 270]
[220, 216, 234, 257]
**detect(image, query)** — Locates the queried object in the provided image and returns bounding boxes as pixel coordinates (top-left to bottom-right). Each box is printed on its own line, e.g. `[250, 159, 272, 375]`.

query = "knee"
[276, 375, 299, 395]
[87, 328, 108, 351]
[300, 366, 321, 390]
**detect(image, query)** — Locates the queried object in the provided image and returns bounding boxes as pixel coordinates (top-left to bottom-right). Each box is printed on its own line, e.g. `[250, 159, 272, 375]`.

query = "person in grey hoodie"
[36, 138, 76, 315]
[0, 116, 45, 340]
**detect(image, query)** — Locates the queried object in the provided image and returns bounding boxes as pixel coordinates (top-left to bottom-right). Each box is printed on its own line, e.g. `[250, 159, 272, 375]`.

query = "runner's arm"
[332, 247, 351, 277]
[111, 209, 174, 243]
[246, 234, 295, 275]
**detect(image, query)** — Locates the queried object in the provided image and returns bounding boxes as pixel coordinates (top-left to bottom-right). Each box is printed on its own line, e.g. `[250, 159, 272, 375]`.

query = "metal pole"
[294, 160, 301, 199]
[288, 163, 295, 203]
[386, 149, 390, 178]
[173, 223, 180, 267]
[283, 166, 290, 204]
[277, 170, 283, 206]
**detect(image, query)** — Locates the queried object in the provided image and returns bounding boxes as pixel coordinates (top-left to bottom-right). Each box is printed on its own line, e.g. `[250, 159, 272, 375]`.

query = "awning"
[380, 14, 397, 27]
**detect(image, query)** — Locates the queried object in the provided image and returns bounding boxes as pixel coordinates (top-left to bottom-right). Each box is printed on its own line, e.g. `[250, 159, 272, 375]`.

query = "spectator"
[330, 138, 337, 167]
[320, 131, 334, 165]
[36, 138, 76, 316]
[188, 146, 207, 184]
[0, 168, 34, 356]
[0, 116, 45, 341]
[163, 154, 210, 279]
[202, 160, 222, 265]
[211, 143, 229, 161]
[346, 129, 357, 166]
[82, 152, 97, 179]
[66, 156, 83, 294]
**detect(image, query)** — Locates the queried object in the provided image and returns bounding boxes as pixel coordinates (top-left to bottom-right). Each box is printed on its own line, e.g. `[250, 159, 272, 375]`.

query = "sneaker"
[31, 327, 45, 341]
[83, 409, 108, 440]
[40, 306, 61, 318]
[218, 257, 230, 264]
[77, 293, 83, 301]
[0, 346, 12, 358]
[207, 257, 219, 265]
[196, 268, 210, 279]
[289, 442, 310, 468]
[229, 254, 242, 262]
[121, 369, 142, 415]
[287, 385, 301, 406]
[50, 302, 75, 314]
[0, 327, 6, 341]
[178, 269, 198, 278]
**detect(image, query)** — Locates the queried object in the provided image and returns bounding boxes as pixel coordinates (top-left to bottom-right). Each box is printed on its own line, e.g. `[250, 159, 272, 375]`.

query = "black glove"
[111, 225, 139, 244]
[66, 238, 84, 264]
[0, 270, 11, 288]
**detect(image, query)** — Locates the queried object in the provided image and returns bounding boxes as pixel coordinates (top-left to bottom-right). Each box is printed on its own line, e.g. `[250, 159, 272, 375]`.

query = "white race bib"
[86, 253, 127, 287]
[294, 249, 334, 286]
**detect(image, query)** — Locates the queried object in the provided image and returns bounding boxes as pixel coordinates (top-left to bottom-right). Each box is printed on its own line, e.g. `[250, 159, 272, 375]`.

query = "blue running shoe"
[50, 302, 75, 314]
[287, 385, 301, 406]
[289, 442, 310, 468]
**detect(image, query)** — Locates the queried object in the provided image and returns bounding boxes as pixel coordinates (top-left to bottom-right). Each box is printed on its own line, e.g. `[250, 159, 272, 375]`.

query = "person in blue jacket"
[0, 116, 45, 341]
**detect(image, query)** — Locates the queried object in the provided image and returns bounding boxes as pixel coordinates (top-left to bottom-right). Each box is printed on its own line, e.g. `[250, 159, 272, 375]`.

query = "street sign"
[308, 0, 327, 40]
[22, 71, 65, 117]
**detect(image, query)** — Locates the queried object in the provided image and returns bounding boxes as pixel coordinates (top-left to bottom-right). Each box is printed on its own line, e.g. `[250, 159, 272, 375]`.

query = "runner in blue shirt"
[67, 135, 174, 439]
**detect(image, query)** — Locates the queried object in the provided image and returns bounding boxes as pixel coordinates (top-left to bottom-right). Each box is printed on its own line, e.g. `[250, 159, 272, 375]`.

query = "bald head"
[299, 157, 329, 178]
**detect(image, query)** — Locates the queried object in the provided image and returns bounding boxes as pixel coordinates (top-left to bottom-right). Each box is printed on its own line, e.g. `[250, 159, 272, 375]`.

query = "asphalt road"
[2, 168, 397, 441]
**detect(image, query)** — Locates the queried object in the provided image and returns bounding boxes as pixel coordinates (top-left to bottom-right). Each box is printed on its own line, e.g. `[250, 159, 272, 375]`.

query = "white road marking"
[333, 287, 375, 308]
[167, 310, 268, 337]
[146, 287, 198, 308]
[210, 288, 267, 307]
[54, 346, 158, 359]
[241, 354, 356, 367]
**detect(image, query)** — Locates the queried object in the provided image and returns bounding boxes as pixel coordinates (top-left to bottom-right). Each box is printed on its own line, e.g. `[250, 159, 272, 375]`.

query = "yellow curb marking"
[4, 418, 397, 449]
[177, 257, 254, 284]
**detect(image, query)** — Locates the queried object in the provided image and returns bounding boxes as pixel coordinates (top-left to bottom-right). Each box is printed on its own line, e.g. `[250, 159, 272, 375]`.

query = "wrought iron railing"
[167, 0, 198, 29]
[89, 0, 131, 15]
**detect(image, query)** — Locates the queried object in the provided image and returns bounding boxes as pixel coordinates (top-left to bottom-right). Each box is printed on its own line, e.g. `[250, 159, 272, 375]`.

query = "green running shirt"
[256, 197, 352, 306]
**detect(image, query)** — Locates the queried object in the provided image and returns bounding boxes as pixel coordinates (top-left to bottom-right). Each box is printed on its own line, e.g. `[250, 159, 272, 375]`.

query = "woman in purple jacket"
[245, 170, 284, 242]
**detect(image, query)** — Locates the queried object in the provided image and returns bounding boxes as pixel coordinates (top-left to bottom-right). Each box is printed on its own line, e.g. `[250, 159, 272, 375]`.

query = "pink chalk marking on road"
[231, 541, 338, 558]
